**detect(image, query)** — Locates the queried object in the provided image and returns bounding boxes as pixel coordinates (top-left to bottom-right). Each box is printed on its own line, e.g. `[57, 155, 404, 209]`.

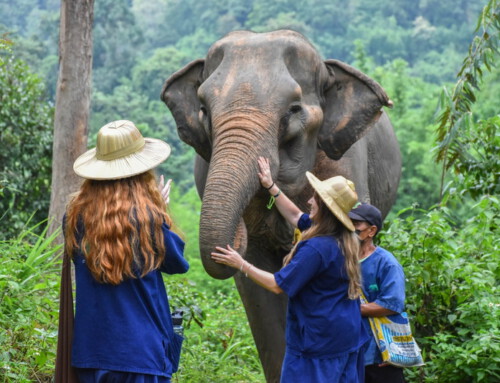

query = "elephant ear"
[161, 59, 211, 161]
[319, 59, 393, 160]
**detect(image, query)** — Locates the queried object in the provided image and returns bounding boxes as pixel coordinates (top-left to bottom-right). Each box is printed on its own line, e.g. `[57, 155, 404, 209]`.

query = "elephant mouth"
[234, 220, 247, 254]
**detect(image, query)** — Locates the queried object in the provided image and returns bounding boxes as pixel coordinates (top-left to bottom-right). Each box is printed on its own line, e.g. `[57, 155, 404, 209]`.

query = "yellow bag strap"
[359, 290, 383, 344]
[293, 228, 302, 245]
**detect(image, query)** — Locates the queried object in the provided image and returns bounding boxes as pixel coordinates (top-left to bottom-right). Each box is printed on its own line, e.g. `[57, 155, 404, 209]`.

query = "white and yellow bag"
[360, 292, 425, 367]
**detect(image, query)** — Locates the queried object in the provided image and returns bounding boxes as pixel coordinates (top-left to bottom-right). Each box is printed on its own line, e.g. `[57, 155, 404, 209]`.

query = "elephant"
[161, 30, 401, 382]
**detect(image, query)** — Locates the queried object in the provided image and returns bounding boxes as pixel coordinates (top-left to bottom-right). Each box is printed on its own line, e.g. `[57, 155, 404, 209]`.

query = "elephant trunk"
[199, 115, 277, 279]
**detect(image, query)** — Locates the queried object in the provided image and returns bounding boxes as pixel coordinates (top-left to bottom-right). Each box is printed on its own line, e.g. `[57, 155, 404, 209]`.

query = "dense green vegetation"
[1, 0, 496, 209]
[0, 0, 498, 382]
[382, 198, 499, 383]
[0, 220, 62, 381]
[0, 55, 53, 240]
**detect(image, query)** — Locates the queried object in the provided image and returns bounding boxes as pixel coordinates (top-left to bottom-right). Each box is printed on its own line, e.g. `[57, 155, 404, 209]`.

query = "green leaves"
[169, 286, 264, 382]
[0, 52, 54, 240]
[435, 0, 500, 198]
[0, 35, 13, 67]
[380, 197, 499, 382]
[0, 220, 62, 382]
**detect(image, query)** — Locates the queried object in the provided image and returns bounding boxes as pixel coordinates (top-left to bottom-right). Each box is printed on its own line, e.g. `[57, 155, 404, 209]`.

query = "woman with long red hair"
[63, 120, 189, 383]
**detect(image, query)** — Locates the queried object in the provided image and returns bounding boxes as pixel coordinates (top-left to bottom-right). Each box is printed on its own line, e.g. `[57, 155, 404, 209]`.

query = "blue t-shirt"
[70, 222, 189, 377]
[360, 247, 405, 365]
[275, 222, 368, 359]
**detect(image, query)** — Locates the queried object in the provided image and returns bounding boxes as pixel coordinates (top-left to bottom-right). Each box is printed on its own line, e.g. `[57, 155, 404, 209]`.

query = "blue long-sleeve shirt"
[70, 222, 189, 377]
[298, 213, 405, 366]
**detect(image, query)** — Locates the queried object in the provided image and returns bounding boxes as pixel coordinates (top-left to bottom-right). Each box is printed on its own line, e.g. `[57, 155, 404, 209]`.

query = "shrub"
[380, 196, 499, 382]
[0, 219, 62, 382]
[0, 54, 54, 240]
[170, 282, 264, 383]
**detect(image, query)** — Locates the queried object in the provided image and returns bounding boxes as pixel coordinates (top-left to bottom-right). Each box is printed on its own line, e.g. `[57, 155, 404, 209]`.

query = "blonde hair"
[283, 193, 361, 299]
[64, 171, 172, 285]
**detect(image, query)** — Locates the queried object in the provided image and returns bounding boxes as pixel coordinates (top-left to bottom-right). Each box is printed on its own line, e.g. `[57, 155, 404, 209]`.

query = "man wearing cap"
[348, 203, 406, 383]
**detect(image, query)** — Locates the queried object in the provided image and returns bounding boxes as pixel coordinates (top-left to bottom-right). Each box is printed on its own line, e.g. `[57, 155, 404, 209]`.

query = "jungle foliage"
[0, 220, 62, 381]
[0, 0, 499, 382]
[0, 54, 53, 240]
[1, 0, 498, 216]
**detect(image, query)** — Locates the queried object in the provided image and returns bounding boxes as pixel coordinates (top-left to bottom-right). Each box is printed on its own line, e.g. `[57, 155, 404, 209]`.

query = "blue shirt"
[71, 222, 189, 377]
[360, 247, 405, 365]
[275, 216, 368, 360]
[298, 213, 406, 365]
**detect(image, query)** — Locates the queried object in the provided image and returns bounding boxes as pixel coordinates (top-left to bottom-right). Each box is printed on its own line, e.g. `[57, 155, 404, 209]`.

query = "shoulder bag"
[360, 292, 424, 367]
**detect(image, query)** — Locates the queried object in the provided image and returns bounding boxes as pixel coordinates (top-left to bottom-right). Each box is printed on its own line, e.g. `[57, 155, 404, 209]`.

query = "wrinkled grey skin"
[161, 30, 401, 382]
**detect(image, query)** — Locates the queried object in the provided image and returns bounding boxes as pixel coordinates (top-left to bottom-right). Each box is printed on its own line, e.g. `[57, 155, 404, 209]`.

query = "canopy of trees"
[1, 0, 496, 217]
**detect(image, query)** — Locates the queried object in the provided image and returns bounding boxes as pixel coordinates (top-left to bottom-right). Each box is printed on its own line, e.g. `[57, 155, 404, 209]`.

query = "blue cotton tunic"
[275, 214, 368, 382]
[359, 247, 405, 365]
[299, 214, 406, 367]
[71, 222, 189, 378]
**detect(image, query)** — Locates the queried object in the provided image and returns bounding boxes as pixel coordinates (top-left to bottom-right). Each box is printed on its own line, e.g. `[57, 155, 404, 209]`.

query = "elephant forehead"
[200, 61, 302, 106]
[210, 30, 319, 68]
[216, 29, 313, 51]
[205, 54, 321, 103]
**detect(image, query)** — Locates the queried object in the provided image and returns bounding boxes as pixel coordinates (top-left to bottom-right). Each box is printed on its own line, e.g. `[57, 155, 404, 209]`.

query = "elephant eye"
[290, 104, 302, 114]
[199, 105, 209, 123]
[199, 105, 212, 138]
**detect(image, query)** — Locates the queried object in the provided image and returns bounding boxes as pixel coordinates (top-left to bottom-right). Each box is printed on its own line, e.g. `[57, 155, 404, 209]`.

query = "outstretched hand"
[211, 245, 244, 270]
[257, 157, 274, 189]
[158, 175, 172, 206]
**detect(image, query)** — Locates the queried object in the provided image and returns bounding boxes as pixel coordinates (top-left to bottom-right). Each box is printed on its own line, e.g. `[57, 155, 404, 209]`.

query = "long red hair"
[64, 171, 172, 285]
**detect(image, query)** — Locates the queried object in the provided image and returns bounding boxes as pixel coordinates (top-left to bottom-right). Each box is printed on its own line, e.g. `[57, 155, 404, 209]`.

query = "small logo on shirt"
[369, 284, 379, 292]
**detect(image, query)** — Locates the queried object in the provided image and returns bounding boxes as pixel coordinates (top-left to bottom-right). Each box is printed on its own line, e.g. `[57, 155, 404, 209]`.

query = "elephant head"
[161, 30, 391, 280]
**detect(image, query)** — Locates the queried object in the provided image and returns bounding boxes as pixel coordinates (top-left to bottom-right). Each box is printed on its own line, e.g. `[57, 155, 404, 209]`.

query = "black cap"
[348, 203, 383, 233]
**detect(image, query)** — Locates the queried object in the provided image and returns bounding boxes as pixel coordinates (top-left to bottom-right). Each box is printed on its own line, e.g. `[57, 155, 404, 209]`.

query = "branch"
[435, 0, 499, 198]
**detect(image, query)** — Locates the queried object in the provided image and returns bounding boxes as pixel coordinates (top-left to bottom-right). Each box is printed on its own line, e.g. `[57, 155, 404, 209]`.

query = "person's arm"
[160, 223, 190, 274]
[361, 302, 398, 317]
[362, 255, 405, 317]
[257, 157, 303, 227]
[211, 245, 284, 294]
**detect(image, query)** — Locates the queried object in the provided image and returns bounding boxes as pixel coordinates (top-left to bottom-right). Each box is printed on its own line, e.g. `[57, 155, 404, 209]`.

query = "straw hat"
[73, 120, 171, 180]
[305, 171, 358, 231]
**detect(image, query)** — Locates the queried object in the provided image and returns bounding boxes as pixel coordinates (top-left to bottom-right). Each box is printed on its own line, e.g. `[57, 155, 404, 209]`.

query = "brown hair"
[283, 193, 361, 299]
[64, 171, 172, 285]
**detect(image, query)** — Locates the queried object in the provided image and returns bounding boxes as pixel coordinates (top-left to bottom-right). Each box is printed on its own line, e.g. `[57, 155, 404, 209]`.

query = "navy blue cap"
[348, 203, 383, 233]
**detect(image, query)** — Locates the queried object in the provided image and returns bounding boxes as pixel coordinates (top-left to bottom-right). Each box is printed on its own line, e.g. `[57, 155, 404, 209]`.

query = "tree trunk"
[48, 0, 94, 240]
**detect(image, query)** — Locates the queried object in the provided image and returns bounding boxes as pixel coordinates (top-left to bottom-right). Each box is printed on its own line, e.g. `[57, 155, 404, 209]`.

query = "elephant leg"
[233, 242, 287, 383]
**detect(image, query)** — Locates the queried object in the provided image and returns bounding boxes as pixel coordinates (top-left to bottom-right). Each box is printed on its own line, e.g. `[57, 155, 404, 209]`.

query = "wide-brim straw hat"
[73, 120, 171, 180]
[305, 171, 358, 232]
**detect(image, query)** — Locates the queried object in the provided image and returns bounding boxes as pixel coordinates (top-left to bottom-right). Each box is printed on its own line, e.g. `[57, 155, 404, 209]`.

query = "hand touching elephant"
[161, 29, 401, 382]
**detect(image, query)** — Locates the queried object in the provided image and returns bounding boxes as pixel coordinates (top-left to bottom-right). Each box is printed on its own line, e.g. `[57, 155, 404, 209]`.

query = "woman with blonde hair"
[62, 120, 189, 383]
[211, 157, 368, 383]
